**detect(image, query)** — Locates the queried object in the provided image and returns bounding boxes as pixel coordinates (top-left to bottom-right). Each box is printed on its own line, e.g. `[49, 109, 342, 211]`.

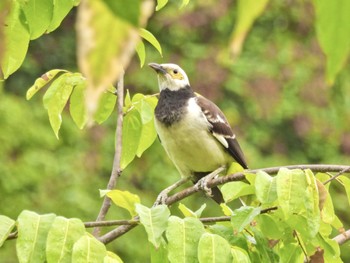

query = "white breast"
[155, 98, 231, 177]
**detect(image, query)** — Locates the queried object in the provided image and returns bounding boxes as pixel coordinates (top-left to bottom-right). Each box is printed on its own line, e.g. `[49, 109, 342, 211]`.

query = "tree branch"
[98, 164, 350, 243]
[332, 229, 350, 245]
[92, 72, 125, 237]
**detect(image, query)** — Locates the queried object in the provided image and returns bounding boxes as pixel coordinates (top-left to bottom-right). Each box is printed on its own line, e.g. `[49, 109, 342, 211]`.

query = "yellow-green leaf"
[135, 41, 146, 67]
[0, 215, 15, 247]
[139, 28, 162, 56]
[155, 0, 168, 11]
[106, 190, 141, 217]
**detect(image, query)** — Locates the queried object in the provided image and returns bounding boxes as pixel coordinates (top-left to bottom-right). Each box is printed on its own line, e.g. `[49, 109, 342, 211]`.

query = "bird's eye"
[173, 69, 178, 74]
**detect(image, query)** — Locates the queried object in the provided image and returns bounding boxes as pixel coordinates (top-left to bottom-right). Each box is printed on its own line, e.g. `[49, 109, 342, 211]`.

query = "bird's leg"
[154, 177, 191, 206]
[194, 166, 226, 198]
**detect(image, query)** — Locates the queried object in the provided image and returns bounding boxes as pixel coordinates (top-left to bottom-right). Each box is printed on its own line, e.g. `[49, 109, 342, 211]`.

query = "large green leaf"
[104, 251, 124, 263]
[136, 204, 170, 248]
[46, 217, 86, 263]
[16, 210, 56, 263]
[150, 238, 168, 263]
[139, 28, 162, 56]
[47, 0, 80, 33]
[221, 181, 254, 203]
[198, 233, 232, 263]
[339, 175, 350, 207]
[93, 89, 117, 124]
[18, 0, 54, 40]
[276, 168, 307, 219]
[256, 214, 283, 240]
[70, 82, 88, 129]
[72, 234, 107, 263]
[313, 0, 350, 84]
[0, 215, 15, 247]
[254, 171, 277, 204]
[230, 246, 251, 263]
[166, 216, 205, 263]
[231, 206, 261, 233]
[1, 1, 30, 80]
[120, 109, 143, 169]
[135, 41, 146, 67]
[107, 190, 141, 217]
[278, 243, 303, 263]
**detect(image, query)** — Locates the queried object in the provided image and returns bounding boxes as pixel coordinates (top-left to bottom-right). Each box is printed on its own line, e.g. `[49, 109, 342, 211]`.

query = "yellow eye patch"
[167, 69, 184, 80]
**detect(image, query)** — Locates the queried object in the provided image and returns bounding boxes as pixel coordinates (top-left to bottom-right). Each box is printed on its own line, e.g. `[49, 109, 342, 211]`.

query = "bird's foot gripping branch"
[2, 165, 350, 262]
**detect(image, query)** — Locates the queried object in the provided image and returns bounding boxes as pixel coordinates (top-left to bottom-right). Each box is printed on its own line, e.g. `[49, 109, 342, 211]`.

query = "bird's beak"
[148, 63, 167, 75]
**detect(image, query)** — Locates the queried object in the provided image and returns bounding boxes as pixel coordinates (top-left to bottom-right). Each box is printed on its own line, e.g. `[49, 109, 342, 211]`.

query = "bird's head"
[148, 63, 190, 91]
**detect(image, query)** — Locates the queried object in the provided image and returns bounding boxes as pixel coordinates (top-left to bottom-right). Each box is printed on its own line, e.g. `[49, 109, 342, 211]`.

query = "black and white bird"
[149, 63, 248, 203]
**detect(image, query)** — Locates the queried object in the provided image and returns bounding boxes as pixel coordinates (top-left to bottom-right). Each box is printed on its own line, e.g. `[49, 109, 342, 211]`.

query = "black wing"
[196, 95, 248, 169]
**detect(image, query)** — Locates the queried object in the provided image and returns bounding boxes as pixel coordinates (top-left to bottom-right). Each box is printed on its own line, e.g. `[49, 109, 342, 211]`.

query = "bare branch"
[98, 164, 350, 243]
[332, 229, 350, 245]
[323, 166, 350, 185]
[93, 72, 125, 237]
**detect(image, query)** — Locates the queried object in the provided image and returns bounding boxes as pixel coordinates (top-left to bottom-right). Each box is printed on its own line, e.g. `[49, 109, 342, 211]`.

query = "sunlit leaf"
[198, 233, 232, 263]
[72, 234, 107, 262]
[139, 28, 162, 56]
[256, 214, 283, 240]
[135, 41, 146, 67]
[150, 238, 168, 263]
[16, 211, 56, 263]
[70, 82, 88, 129]
[230, 246, 251, 263]
[1, 1, 30, 80]
[18, 0, 53, 40]
[313, 0, 350, 84]
[46, 216, 86, 263]
[339, 175, 350, 207]
[229, 0, 269, 57]
[104, 251, 124, 263]
[0, 215, 15, 247]
[155, 0, 168, 11]
[220, 203, 233, 216]
[135, 119, 157, 157]
[136, 204, 170, 248]
[231, 206, 261, 233]
[255, 171, 277, 204]
[166, 216, 205, 263]
[120, 109, 143, 169]
[278, 243, 303, 263]
[221, 181, 254, 203]
[107, 190, 141, 217]
[47, 0, 77, 32]
[178, 203, 206, 218]
[93, 89, 117, 124]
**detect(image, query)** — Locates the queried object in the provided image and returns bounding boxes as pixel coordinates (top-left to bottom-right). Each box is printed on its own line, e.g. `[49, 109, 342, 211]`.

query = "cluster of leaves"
[2, 168, 348, 262]
[0, 211, 122, 262]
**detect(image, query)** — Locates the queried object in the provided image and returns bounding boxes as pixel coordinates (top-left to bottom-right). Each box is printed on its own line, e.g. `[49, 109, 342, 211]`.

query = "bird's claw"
[195, 172, 220, 198]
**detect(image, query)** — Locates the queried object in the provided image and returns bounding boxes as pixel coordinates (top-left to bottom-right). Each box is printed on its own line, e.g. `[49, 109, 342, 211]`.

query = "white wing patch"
[212, 132, 229, 148]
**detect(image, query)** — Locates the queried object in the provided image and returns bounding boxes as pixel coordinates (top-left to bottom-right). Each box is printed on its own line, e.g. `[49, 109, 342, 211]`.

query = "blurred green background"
[1, 0, 350, 261]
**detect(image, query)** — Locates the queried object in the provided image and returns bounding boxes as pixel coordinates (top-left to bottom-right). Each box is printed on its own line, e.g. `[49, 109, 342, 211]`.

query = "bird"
[149, 62, 248, 204]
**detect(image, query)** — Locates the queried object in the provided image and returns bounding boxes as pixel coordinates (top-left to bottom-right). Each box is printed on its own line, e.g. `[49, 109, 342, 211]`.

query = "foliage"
[1, 0, 350, 262]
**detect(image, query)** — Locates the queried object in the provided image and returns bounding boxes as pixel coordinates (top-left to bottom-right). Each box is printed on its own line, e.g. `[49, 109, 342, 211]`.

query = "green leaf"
[136, 204, 170, 248]
[1, 1, 30, 80]
[136, 119, 157, 157]
[0, 215, 15, 247]
[251, 228, 279, 262]
[166, 216, 205, 263]
[256, 214, 283, 240]
[43, 73, 74, 138]
[276, 168, 307, 219]
[16, 210, 56, 263]
[231, 206, 261, 233]
[70, 82, 88, 129]
[198, 233, 232, 263]
[101, 0, 140, 26]
[150, 238, 168, 263]
[313, 0, 350, 84]
[220, 203, 233, 216]
[155, 0, 168, 11]
[230, 246, 251, 263]
[18, 0, 54, 40]
[93, 89, 117, 124]
[47, 0, 77, 32]
[278, 243, 303, 263]
[104, 251, 124, 263]
[178, 203, 206, 218]
[106, 190, 141, 217]
[255, 171, 277, 204]
[26, 69, 67, 100]
[135, 41, 146, 67]
[229, 0, 269, 57]
[139, 28, 162, 56]
[339, 175, 350, 207]
[72, 234, 107, 263]
[120, 109, 143, 169]
[46, 216, 86, 263]
[179, 0, 190, 9]
[221, 181, 254, 203]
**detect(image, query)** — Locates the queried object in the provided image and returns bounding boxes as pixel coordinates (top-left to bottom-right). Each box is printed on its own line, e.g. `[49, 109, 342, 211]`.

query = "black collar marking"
[155, 86, 195, 126]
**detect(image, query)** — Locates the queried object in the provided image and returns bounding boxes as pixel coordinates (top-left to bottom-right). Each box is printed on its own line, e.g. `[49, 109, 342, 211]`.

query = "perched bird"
[149, 62, 248, 203]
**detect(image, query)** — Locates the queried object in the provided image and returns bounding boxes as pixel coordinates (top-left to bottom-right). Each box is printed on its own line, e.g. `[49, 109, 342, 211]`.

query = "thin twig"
[332, 229, 350, 245]
[323, 166, 350, 185]
[92, 72, 125, 237]
[98, 164, 350, 243]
